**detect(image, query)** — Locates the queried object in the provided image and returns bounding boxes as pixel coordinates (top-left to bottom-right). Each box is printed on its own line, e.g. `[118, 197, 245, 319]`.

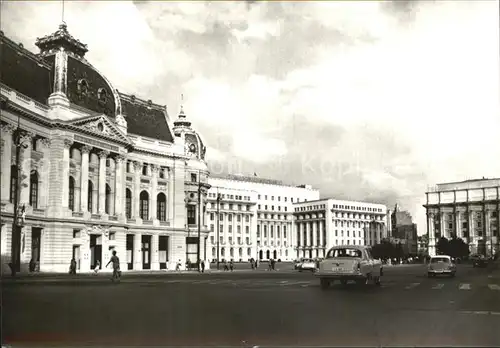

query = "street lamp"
[10, 114, 29, 277]
[196, 170, 211, 271]
[216, 190, 221, 270]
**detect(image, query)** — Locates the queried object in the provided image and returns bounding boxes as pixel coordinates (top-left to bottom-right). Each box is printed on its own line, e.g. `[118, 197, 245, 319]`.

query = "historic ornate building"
[424, 178, 500, 257]
[293, 198, 388, 259]
[207, 175, 319, 262]
[0, 24, 210, 273]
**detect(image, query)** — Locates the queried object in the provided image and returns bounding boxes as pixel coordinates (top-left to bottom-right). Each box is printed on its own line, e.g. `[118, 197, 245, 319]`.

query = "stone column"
[319, 220, 324, 253]
[299, 223, 304, 247]
[134, 233, 142, 270]
[133, 161, 142, 219]
[151, 234, 159, 270]
[455, 211, 462, 239]
[151, 164, 158, 221]
[0, 123, 15, 202]
[73, 166, 81, 213]
[305, 222, 309, 247]
[114, 155, 125, 218]
[79, 146, 92, 212]
[38, 138, 51, 209]
[312, 220, 317, 249]
[60, 139, 72, 210]
[167, 167, 174, 222]
[98, 151, 109, 215]
[19, 133, 34, 206]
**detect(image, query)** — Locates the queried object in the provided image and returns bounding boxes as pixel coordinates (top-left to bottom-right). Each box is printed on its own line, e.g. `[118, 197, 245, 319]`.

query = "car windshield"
[431, 257, 450, 264]
[326, 248, 362, 259]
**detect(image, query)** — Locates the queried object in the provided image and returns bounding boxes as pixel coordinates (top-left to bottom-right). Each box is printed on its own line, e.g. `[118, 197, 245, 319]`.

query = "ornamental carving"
[83, 225, 110, 238]
[98, 150, 110, 159]
[133, 161, 142, 170]
[63, 139, 74, 149]
[81, 145, 93, 154]
[40, 138, 51, 148]
[115, 155, 126, 163]
[1, 123, 16, 134]
[150, 164, 159, 173]
[81, 120, 117, 139]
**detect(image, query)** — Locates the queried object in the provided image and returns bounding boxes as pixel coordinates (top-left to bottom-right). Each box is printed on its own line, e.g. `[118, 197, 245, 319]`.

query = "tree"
[436, 237, 449, 255]
[447, 237, 469, 258]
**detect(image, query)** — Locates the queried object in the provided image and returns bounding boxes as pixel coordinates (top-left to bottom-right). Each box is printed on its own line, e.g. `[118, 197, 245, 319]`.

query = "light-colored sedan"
[297, 259, 317, 272]
[315, 245, 383, 289]
[428, 255, 456, 277]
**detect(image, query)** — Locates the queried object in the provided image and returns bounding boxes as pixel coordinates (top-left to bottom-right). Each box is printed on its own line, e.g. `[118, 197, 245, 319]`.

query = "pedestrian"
[268, 259, 273, 271]
[93, 260, 100, 275]
[223, 260, 229, 271]
[69, 258, 77, 275]
[176, 259, 181, 272]
[106, 250, 121, 282]
[30, 258, 36, 273]
[201, 260, 205, 273]
[229, 260, 234, 272]
[271, 259, 276, 271]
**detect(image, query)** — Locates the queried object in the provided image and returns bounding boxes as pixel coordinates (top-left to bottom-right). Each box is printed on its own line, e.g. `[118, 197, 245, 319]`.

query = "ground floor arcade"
[0, 222, 209, 274]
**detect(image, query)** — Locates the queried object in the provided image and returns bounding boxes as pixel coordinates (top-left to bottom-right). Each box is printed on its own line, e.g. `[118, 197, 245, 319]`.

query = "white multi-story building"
[206, 174, 319, 262]
[293, 199, 388, 259]
[424, 178, 500, 257]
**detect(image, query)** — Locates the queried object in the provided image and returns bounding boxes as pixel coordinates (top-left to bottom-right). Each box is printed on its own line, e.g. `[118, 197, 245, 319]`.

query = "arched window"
[29, 171, 39, 208]
[221, 247, 225, 257]
[88, 180, 94, 213]
[212, 247, 216, 258]
[125, 189, 132, 219]
[157, 193, 166, 221]
[10, 165, 17, 203]
[238, 247, 242, 256]
[105, 184, 112, 214]
[69, 176, 75, 211]
[230, 248, 234, 258]
[247, 248, 251, 256]
[139, 191, 149, 220]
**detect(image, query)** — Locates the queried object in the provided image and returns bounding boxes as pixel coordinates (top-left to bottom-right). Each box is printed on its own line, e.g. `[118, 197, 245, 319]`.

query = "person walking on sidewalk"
[93, 260, 101, 275]
[201, 260, 205, 273]
[106, 250, 121, 282]
[229, 260, 234, 272]
[69, 258, 77, 275]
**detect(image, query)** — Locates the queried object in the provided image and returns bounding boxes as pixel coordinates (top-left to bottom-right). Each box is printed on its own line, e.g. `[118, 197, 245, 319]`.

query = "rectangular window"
[228, 214, 233, 222]
[245, 226, 249, 234]
[210, 213, 214, 221]
[228, 225, 233, 233]
[187, 205, 196, 225]
[237, 215, 241, 222]
[237, 225, 241, 233]
[210, 224, 214, 232]
[191, 173, 197, 182]
[125, 193, 131, 218]
[220, 225, 224, 233]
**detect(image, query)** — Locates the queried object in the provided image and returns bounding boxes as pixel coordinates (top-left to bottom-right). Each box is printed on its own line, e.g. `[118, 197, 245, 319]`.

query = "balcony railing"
[91, 214, 100, 219]
[32, 208, 45, 216]
[108, 215, 118, 221]
[72, 211, 84, 218]
[160, 220, 170, 226]
[143, 220, 153, 225]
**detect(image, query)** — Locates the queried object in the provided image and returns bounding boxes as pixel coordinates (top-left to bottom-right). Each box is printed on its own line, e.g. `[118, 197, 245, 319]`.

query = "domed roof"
[173, 101, 206, 161]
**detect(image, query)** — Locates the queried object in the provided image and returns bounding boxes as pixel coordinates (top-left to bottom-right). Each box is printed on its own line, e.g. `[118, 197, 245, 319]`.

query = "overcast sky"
[2, 0, 499, 233]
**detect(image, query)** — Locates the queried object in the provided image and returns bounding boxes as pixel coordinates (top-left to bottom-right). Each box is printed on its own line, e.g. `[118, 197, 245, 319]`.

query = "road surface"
[3, 263, 499, 347]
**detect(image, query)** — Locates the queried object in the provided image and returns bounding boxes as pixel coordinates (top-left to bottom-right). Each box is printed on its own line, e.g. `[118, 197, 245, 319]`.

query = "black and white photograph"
[1, 0, 499, 347]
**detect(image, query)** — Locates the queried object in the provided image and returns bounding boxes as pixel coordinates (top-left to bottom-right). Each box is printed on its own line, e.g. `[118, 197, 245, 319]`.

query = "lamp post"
[10, 114, 29, 277]
[216, 190, 221, 270]
[196, 170, 210, 271]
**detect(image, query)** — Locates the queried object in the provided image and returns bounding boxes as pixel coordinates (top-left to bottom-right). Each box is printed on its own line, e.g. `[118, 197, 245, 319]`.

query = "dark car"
[473, 257, 488, 268]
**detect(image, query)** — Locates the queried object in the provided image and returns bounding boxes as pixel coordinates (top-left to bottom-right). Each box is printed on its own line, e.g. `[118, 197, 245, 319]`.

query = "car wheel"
[320, 278, 329, 290]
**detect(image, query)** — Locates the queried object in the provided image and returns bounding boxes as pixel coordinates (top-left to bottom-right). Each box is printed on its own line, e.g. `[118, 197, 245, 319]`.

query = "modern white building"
[293, 198, 388, 259]
[206, 174, 319, 262]
[424, 178, 500, 257]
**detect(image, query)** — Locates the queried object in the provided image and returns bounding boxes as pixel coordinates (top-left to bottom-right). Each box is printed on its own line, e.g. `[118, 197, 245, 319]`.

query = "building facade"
[389, 204, 418, 255]
[293, 198, 388, 259]
[206, 175, 319, 262]
[424, 178, 500, 257]
[0, 25, 211, 274]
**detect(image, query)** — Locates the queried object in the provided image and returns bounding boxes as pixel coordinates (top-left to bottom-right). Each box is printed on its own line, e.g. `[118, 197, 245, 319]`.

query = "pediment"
[69, 114, 130, 144]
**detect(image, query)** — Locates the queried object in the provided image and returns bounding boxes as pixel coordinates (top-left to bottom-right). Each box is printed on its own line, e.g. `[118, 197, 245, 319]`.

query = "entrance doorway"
[259, 250, 263, 260]
[273, 250, 277, 260]
[72, 245, 81, 270]
[126, 234, 134, 270]
[266, 250, 270, 260]
[159, 236, 169, 269]
[90, 234, 102, 270]
[142, 235, 151, 270]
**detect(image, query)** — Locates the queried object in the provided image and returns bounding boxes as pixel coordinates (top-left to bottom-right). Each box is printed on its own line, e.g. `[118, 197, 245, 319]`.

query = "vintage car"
[315, 245, 383, 289]
[297, 259, 317, 272]
[428, 255, 456, 277]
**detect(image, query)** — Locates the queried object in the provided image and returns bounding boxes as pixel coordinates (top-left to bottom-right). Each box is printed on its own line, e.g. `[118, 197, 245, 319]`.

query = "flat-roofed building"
[293, 198, 388, 259]
[424, 178, 500, 256]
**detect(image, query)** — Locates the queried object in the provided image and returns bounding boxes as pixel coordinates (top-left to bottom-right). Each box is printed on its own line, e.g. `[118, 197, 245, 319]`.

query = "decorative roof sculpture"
[35, 22, 88, 58]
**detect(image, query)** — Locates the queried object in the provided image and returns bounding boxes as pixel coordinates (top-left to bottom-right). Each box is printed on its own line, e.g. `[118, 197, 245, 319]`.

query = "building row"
[0, 24, 392, 274]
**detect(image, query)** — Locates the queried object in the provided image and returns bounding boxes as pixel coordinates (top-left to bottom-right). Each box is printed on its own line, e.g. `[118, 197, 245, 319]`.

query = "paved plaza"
[3, 264, 500, 347]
